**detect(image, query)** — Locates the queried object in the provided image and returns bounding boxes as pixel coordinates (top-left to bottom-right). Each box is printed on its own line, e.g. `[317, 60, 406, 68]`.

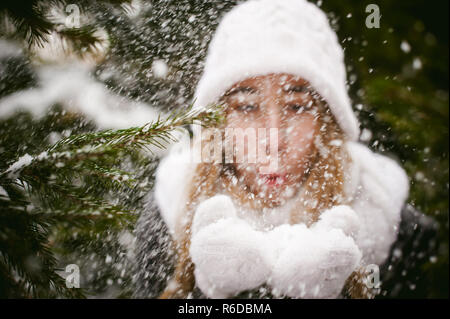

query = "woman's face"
[221, 73, 321, 206]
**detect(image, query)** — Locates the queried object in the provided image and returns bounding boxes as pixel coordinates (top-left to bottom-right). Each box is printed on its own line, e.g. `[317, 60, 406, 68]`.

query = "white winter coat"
[153, 140, 410, 298]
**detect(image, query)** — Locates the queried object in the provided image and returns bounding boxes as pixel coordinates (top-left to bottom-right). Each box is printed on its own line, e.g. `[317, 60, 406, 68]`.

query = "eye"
[287, 104, 305, 113]
[287, 100, 315, 113]
[236, 104, 258, 112]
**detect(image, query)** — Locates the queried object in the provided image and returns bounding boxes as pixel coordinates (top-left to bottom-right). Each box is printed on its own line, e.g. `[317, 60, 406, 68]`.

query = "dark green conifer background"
[0, 0, 447, 298]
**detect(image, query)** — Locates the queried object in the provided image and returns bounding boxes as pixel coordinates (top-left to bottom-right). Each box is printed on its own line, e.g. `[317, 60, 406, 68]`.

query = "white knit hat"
[193, 0, 360, 141]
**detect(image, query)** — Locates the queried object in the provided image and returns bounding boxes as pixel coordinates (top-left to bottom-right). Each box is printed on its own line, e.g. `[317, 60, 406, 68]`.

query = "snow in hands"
[189, 195, 362, 299]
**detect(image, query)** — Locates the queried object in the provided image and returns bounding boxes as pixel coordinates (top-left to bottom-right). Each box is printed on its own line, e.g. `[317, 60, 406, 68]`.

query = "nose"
[266, 103, 281, 129]
[264, 100, 287, 153]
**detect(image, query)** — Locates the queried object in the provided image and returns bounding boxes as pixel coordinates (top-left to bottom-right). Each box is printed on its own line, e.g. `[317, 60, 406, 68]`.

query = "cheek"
[285, 117, 318, 163]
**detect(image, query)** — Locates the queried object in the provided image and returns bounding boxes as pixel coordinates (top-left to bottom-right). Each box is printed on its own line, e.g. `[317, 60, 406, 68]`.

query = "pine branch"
[0, 0, 132, 57]
[2, 102, 222, 183]
[0, 102, 222, 298]
[57, 25, 106, 56]
[49, 102, 223, 153]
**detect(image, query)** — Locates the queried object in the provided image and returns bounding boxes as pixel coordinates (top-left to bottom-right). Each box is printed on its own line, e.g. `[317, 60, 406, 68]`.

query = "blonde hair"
[159, 101, 372, 299]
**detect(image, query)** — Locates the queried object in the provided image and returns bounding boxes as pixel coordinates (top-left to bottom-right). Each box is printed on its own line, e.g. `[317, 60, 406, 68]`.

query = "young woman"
[134, 0, 438, 299]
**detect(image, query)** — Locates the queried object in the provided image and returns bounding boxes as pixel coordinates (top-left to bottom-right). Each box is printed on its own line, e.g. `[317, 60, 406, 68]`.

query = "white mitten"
[270, 210, 362, 299]
[313, 205, 361, 239]
[190, 195, 272, 298]
[191, 194, 238, 236]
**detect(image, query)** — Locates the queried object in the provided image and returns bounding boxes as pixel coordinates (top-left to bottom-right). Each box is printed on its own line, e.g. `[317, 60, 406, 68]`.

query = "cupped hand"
[190, 195, 362, 299]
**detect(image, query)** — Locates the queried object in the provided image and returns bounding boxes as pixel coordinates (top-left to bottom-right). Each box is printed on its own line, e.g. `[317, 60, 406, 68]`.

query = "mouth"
[259, 173, 288, 187]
